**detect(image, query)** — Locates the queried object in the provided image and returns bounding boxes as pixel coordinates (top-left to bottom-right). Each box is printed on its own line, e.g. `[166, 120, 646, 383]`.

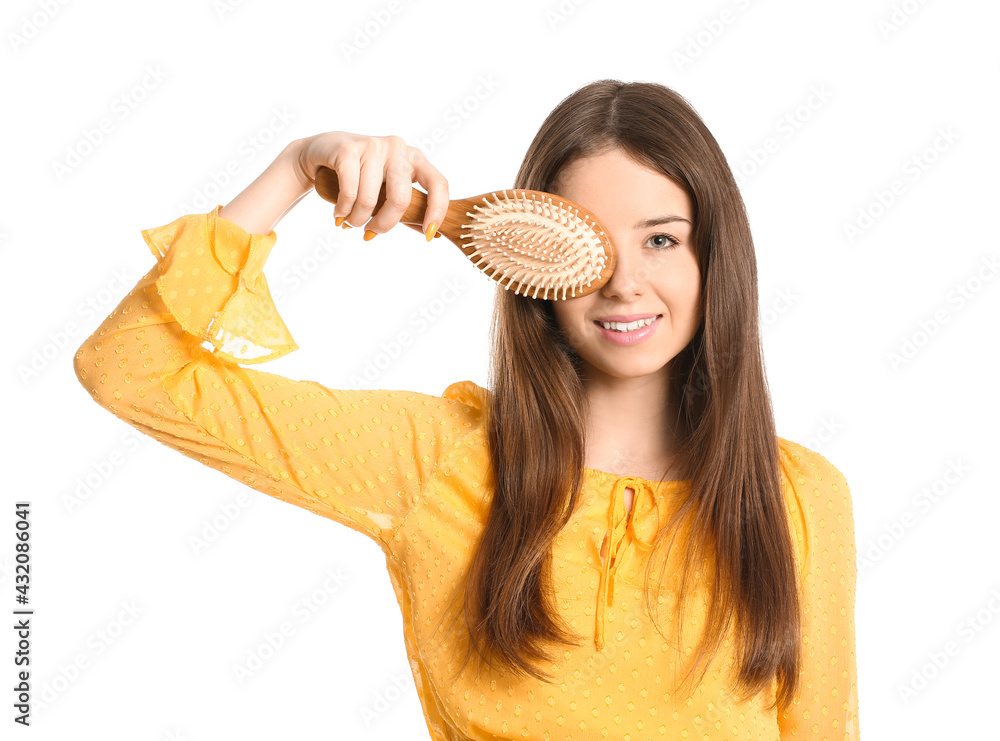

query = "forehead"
[553, 149, 692, 224]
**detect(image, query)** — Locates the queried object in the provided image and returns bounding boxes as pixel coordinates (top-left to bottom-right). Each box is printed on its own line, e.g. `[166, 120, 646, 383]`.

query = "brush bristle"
[459, 190, 610, 300]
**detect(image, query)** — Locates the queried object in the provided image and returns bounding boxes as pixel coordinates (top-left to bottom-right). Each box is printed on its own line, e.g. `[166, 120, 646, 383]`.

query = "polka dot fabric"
[74, 208, 860, 740]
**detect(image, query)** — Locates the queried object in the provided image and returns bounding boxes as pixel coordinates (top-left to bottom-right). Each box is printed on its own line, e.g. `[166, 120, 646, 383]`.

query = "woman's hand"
[292, 131, 449, 240]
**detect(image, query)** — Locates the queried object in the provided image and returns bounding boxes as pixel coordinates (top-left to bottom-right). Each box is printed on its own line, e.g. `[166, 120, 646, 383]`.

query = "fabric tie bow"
[595, 476, 662, 650]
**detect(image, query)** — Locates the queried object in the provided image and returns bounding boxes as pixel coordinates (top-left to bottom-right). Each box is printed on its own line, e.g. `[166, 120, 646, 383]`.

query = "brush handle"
[314, 165, 462, 238]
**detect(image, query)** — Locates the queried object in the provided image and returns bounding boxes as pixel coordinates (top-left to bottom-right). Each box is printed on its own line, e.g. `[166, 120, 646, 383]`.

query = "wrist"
[220, 140, 312, 235]
[281, 137, 313, 192]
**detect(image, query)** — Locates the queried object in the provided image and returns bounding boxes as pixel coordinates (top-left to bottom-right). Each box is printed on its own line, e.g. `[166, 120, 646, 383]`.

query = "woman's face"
[549, 148, 702, 384]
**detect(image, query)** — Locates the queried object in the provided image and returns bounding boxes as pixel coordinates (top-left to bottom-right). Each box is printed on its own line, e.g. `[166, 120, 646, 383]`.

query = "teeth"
[600, 316, 657, 332]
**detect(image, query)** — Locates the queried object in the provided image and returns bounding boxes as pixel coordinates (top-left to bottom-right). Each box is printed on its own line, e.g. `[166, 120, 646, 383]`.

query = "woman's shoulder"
[776, 436, 850, 492]
[775, 436, 856, 572]
[431, 379, 491, 457]
[441, 379, 491, 412]
[424, 380, 492, 502]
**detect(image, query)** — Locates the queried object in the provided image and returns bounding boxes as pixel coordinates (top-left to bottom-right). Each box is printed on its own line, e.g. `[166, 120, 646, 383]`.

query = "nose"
[600, 241, 644, 299]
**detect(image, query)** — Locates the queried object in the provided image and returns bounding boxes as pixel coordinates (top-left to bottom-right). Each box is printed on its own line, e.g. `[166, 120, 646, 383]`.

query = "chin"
[585, 356, 673, 380]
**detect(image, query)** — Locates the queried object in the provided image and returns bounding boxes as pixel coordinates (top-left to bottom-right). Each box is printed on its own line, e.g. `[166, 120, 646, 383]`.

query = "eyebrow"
[633, 215, 691, 228]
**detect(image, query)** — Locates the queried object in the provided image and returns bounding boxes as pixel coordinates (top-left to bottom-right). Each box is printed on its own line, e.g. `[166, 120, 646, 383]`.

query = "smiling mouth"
[594, 315, 662, 332]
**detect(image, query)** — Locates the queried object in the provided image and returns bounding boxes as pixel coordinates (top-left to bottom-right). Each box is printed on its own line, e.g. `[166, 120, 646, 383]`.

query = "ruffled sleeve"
[140, 205, 297, 364]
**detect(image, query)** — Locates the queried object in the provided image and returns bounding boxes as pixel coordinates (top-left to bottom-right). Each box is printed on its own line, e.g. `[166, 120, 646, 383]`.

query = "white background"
[4, 0, 999, 738]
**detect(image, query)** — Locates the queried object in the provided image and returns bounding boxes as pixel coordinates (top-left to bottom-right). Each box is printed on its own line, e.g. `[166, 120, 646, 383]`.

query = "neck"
[581, 365, 679, 480]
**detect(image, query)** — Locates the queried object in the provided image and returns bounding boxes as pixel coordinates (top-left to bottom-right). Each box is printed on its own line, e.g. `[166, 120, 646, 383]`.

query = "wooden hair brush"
[313, 165, 616, 300]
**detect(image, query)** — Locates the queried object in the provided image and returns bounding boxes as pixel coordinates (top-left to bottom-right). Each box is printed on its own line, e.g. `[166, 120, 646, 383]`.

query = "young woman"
[74, 79, 859, 740]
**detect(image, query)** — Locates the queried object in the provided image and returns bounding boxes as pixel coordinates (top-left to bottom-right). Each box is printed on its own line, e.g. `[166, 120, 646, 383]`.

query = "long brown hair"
[460, 79, 800, 712]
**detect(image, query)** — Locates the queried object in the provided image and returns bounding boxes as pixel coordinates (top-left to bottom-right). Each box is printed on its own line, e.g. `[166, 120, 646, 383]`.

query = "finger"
[410, 153, 449, 240]
[351, 153, 385, 233]
[365, 156, 412, 236]
[331, 147, 362, 227]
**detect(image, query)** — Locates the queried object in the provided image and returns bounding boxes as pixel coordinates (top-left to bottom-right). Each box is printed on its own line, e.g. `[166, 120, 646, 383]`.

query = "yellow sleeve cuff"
[140, 205, 298, 364]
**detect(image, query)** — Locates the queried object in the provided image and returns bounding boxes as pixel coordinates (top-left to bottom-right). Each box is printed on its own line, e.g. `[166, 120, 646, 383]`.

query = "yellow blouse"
[73, 206, 860, 740]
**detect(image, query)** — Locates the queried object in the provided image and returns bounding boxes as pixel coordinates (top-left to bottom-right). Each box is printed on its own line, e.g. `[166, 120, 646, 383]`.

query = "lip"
[593, 313, 661, 323]
[593, 314, 662, 346]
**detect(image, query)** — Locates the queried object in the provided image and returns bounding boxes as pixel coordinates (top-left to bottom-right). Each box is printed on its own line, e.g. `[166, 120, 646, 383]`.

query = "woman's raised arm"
[72, 134, 478, 550]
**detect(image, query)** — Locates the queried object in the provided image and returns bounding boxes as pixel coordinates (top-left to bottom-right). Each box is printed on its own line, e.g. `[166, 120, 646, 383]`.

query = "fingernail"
[335, 216, 345, 227]
[364, 230, 378, 241]
[425, 222, 438, 242]
[341, 222, 352, 229]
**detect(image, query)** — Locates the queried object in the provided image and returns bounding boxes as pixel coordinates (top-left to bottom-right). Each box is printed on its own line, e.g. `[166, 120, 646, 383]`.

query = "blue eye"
[647, 233, 680, 249]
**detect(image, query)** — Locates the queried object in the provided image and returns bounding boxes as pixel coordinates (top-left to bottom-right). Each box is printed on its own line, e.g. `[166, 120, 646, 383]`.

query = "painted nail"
[364, 230, 378, 241]
[341, 222, 352, 229]
[335, 216, 345, 227]
[425, 222, 438, 242]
